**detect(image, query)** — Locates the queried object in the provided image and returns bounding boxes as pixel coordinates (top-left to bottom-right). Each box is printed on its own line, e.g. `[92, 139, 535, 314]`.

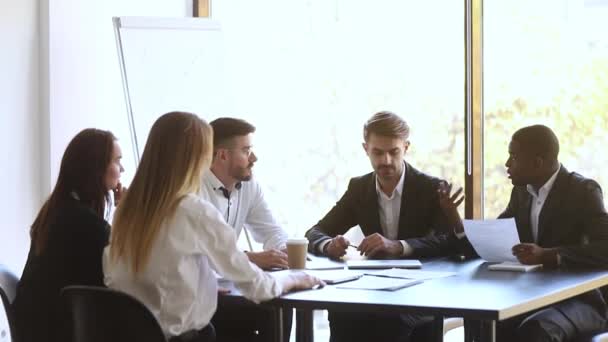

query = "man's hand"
[246, 249, 289, 270]
[358, 233, 403, 258]
[512, 243, 558, 266]
[113, 182, 127, 206]
[437, 181, 465, 234]
[324, 235, 350, 259]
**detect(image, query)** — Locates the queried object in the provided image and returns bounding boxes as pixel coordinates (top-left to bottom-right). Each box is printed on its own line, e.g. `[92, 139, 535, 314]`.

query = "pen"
[349, 244, 359, 249]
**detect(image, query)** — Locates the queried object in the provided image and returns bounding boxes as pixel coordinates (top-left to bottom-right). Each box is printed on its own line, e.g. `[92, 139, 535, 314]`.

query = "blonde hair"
[110, 112, 213, 274]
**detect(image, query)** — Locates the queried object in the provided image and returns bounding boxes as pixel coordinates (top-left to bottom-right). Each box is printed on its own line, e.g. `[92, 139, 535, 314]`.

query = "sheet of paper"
[346, 259, 422, 269]
[363, 268, 456, 280]
[304, 270, 363, 284]
[463, 218, 519, 262]
[487, 261, 542, 272]
[336, 275, 422, 291]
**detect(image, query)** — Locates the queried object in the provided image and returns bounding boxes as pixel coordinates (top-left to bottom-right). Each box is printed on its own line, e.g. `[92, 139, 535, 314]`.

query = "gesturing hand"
[437, 181, 465, 233]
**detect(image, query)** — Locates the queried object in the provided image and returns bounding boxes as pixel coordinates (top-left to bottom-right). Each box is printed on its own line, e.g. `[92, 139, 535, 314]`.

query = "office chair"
[0, 264, 19, 342]
[61, 285, 167, 342]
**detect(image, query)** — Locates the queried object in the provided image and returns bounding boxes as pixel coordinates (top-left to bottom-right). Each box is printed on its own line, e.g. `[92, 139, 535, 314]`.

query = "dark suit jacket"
[306, 162, 460, 258]
[12, 198, 110, 342]
[496, 166, 608, 321]
[498, 165, 608, 268]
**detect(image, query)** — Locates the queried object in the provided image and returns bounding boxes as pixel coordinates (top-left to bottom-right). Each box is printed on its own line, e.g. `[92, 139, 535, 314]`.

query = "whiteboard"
[113, 16, 229, 164]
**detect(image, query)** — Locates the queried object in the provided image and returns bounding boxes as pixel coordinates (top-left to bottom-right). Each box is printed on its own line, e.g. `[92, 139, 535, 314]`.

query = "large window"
[484, 0, 608, 218]
[213, 0, 465, 239]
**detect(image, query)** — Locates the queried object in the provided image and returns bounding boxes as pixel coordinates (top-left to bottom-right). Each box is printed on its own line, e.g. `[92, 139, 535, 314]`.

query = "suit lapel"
[537, 166, 568, 244]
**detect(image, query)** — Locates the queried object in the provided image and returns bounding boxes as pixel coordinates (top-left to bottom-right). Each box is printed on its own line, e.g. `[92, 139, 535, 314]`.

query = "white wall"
[48, 0, 193, 185]
[0, 0, 194, 276]
[0, 0, 41, 275]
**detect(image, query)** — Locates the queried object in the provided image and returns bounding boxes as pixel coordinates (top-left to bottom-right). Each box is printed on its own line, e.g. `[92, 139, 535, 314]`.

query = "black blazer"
[498, 165, 608, 268]
[489, 166, 608, 321]
[12, 198, 110, 342]
[306, 162, 460, 258]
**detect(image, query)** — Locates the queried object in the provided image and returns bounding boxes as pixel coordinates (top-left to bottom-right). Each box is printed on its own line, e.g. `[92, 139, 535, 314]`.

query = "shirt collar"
[375, 161, 406, 198]
[526, 165, 560, 198]
[204, 170, 242, 193]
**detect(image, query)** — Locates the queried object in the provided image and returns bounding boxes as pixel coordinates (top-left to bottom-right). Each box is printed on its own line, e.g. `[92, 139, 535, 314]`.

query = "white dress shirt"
[102, 194, 282, 338]
[526, 166, 561, 243]
[200, 171, 288, 250]
[375, 163, 412, 256]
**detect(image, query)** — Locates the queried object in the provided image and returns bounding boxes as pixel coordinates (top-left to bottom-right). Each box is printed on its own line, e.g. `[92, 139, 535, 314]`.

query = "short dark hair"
[512, 125, 560, 161]
[363, 111, 410, 141]
[210, 117, 256, 148]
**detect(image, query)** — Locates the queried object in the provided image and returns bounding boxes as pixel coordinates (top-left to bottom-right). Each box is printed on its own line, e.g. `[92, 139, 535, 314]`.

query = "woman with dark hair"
[12, 128, 125, 342]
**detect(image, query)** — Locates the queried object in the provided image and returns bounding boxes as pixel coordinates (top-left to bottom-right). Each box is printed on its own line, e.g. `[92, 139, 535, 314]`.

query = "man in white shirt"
[202, 117, 291, 342]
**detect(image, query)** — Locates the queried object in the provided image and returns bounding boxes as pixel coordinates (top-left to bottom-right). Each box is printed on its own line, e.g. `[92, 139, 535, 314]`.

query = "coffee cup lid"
[287, 238, 309, 245]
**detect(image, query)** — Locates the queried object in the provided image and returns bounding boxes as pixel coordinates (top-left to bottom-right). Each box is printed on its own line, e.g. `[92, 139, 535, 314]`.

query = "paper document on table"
[304, 270, 363, 284]
[346, 259, 422, 269]
[336, 275, 422, 291]
[463, 218, 519, 262]
[488, 262, 542, 272]
[363, 268, 456, 280]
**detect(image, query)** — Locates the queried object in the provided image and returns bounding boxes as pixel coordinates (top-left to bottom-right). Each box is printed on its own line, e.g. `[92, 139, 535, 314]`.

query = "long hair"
[31, 128, 116, 255]
[110, 112, 213, 274]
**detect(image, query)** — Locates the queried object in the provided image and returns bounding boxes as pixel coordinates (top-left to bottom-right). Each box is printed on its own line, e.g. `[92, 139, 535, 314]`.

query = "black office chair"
[0, 264, 19, 342]
[61, 285, 167, 342]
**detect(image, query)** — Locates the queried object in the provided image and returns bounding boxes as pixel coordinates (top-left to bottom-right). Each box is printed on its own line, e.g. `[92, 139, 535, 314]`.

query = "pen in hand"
[349, 244, 359, 249]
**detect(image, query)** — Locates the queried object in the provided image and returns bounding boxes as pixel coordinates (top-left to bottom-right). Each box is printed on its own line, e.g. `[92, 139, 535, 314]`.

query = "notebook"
[304, 270, 363, 284]
[487, 261, 542, 272]
[346, 259, 422, 269]
[336, 276, 423, 291]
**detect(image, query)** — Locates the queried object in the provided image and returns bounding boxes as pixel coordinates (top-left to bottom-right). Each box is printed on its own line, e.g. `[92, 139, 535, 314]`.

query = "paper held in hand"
[463, 218, 542, 272]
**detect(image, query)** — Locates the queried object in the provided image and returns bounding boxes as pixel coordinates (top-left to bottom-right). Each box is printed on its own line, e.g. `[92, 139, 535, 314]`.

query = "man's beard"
[231, 164, 254, 181]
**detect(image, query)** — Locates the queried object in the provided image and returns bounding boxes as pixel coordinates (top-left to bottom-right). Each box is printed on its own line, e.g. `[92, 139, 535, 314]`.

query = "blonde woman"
[103, 112, 321, 342]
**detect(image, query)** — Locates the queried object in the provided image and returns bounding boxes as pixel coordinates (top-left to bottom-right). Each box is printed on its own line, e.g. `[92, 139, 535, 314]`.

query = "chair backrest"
[0, 264, 19, 342]
[0, 265, 18, 305]
[61, 285, 167, 342]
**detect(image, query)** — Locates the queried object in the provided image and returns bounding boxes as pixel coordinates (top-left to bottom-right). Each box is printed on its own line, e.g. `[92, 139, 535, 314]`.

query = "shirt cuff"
[455, 231, 466, 239]
[400, 240, 413, 256]
[318, 239, 332, 254]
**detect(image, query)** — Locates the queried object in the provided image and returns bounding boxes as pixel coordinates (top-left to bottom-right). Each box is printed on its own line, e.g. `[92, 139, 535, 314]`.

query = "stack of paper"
[487, 262, 542, 272]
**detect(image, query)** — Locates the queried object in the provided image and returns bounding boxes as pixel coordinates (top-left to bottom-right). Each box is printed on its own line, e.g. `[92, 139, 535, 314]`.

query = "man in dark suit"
[306, 111, 462, 342]
[443, 124, 608, 341]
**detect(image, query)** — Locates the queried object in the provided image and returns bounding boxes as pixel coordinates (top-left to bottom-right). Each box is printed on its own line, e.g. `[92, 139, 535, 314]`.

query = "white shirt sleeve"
[244, 181, 288, 250]
[192, 199, 283, 303]
[400, 240, 414, 256]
